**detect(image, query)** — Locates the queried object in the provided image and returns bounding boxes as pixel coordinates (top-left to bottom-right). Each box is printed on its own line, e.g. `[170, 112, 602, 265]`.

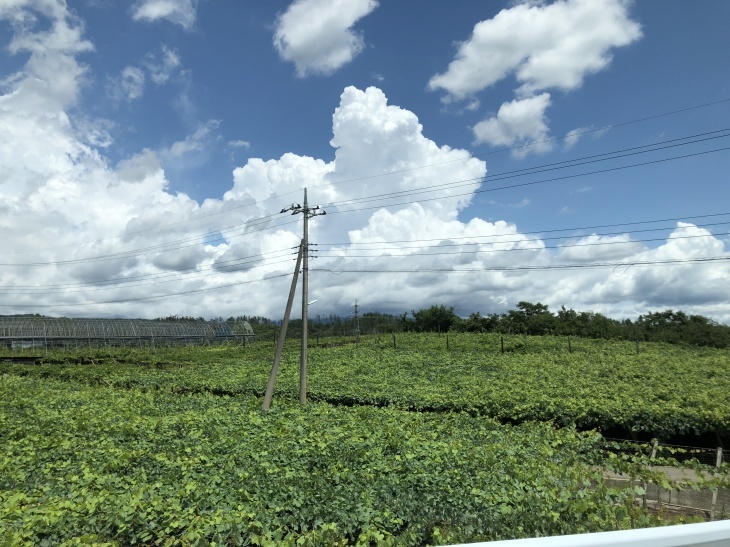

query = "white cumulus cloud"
[429, 0, 641, 99]
[274, 0, 379, 77]
[132, 0, 198, 29]
[430, 0, 641, 155]
[473, 93, 552, 155]
[558, 233, 643, 262]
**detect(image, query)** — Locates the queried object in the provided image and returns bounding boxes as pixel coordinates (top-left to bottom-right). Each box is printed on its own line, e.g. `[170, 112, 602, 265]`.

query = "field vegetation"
[233, 303, 730, 349]
[1, 332, 729, 545]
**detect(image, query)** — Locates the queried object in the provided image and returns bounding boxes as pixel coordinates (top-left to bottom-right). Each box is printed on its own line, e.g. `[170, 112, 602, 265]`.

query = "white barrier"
[450, 520, 730, 547]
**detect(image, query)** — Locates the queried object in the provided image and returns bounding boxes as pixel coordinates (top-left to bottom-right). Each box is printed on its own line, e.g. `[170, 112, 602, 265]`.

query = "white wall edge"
[449, 520, 730, 547]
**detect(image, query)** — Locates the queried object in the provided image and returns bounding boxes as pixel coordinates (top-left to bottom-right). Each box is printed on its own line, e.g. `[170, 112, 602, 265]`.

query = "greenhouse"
[0, 317, 255, 350]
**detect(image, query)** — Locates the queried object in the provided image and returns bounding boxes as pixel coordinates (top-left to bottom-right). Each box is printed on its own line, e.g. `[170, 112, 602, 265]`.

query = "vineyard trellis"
[0, 317, 255, 349]
[604, 438, 729, 518]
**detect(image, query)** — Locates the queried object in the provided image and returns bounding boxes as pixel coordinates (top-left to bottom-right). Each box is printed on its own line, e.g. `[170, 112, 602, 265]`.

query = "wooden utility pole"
[262, 240, 304, 410]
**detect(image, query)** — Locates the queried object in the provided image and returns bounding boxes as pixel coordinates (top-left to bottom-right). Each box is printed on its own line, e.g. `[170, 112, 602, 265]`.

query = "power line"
[0, 245, 299, 290]
[4, 198, 295, 258]
[0, 216, 300, 267]
[319, 214, 730, 247]
[0, 256, 299, 295]
[6, 252, 726, 308]
[326, 146, 730, 216]
[313, 256, 730, 275]
[0, 103, 730, 308]
[3, 214, 727, 292]
[306, 96, 730, 191]
[315, 232, 730, 259]
[6, 127, 726, 268]
[4, 229, 725, 295]
[7, 96, 729, 258]
[0, 271, 294, 308]
[481, 97, 730, 157]
[317, 128, 730, 210]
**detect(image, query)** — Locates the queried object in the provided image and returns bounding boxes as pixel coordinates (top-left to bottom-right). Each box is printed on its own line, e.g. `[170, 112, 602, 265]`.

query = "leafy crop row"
[3, 333, 728, 438]
[1, 374, 656, 546]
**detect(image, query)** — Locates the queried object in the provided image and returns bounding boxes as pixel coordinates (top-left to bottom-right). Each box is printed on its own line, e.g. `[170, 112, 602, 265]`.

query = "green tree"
[505, 301, 554, 335]
[411, 305, 459, 333]
[459, 312, 499, 333]
[556, 306, 578, 335]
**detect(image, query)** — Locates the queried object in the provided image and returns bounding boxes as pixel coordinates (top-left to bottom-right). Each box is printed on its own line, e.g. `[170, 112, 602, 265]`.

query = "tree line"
[413, 303, 730, 349]
[15, 306, 726, 349]
[213, 304, 730, 349]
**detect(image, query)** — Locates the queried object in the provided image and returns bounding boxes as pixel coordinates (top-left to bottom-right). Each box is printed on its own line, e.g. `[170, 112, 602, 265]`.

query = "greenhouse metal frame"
[0, 317, 255, 350]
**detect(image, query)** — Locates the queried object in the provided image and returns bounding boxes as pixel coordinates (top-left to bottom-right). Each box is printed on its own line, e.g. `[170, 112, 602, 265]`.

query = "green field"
[1, 334, 729, 545]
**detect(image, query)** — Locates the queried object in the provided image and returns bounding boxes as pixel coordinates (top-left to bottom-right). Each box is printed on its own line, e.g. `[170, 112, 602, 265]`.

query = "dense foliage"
[1, 375, 660, 546]
[2, 333, 728, 440]
[224, 304, 730, 349]
[447, 304, 730, 348]
[2, 335, 728, 544]
[10, 304, 729, 348]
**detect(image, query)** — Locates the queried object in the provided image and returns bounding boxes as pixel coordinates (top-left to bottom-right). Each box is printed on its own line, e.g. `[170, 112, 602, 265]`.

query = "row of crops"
[1, 333, 729, 545]
[4, 333, 728, 439]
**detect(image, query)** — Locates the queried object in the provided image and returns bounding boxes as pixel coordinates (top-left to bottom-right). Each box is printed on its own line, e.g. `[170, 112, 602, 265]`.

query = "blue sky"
[0, 0, 729, 322]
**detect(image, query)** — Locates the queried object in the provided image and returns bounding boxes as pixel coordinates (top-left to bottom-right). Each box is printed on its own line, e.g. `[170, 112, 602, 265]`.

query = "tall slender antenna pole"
[300, 189, 309, 404]
[262, 240, 304, 410]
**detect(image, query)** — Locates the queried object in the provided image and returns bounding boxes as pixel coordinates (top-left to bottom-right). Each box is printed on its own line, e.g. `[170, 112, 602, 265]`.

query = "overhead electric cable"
[319, 212, 730, 246]
[0, 272, 294, 308]
[3, 214, 727, 291]
[317, 130, 730, 210]
[7, 125, 726, 266]
[0, 256, 299, 295]
[313, 256, 730, 274]
[318, 221, 730, 251]
[326, 146, 730, 216]
[0, 250, 294, 290]
[8, 96, 729, 256]
[314, 232, 729, 259]
[0, 217, 300, 267]
[307, 96, 730, 191]
[4, 206, 279, 256]
[473, 97, 730, 159]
